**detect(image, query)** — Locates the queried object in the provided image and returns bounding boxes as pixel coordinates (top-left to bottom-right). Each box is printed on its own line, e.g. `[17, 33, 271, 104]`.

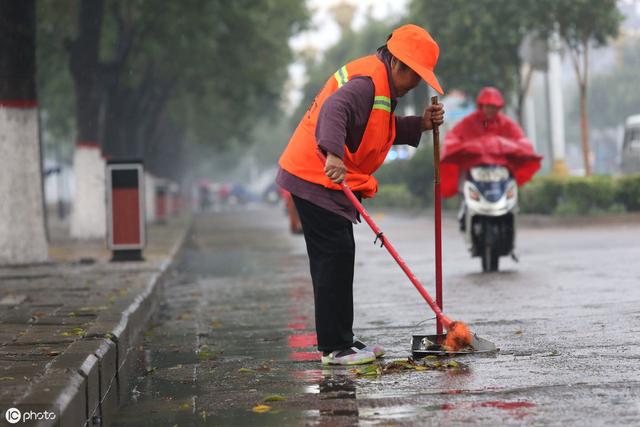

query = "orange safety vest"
[279, 55, 397, 198]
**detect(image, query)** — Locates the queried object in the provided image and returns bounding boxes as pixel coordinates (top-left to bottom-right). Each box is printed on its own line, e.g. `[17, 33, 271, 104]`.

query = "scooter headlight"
[469, 188, 480, 201]
[506, 183, 517, 199]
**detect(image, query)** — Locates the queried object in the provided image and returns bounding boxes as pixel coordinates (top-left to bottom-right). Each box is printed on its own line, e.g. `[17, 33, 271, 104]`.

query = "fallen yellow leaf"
[252, 404, 271, 413]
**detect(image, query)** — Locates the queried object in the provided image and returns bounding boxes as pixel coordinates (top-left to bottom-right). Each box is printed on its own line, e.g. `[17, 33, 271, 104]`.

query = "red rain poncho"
[441, 93, 542, 197]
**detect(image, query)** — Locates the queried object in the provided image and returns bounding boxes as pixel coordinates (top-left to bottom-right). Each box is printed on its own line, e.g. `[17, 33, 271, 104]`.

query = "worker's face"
[481, 104, 499, 118]
[390, 57, 421, 97]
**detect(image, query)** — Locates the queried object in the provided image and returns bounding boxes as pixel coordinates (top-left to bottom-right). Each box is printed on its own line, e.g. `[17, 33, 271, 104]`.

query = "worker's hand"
[324, 152, 346, 184]
[421, 103, 445, 131]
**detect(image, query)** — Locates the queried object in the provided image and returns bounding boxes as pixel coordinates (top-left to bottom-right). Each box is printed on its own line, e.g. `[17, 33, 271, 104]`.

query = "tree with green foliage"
[578, 35, 640, 130]
[37, 0, 308, 170]
[409, 0, 537, 121]
[549, 0, 622, 176]
[36, 0, 308, 238]
[565, 34, 640, 133]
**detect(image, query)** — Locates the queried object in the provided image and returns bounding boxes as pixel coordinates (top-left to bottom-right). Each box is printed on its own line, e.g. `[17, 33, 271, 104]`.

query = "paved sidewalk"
[0, 215, 190, 427]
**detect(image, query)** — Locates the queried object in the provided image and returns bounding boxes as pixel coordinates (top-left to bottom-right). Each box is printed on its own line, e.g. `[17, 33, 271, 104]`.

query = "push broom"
[316, 96, 482, 352]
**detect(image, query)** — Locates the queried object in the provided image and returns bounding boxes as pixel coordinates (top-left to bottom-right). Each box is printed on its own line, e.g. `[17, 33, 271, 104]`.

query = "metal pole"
[431, 96, 443, 337]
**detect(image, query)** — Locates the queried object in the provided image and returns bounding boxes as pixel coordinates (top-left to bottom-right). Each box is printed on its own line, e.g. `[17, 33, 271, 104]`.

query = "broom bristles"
[444, 321, 473, 351]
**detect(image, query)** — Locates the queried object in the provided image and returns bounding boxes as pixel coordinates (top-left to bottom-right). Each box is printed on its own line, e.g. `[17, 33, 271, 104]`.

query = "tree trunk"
[579, 82, 591, 176]
[516, 65, 533, 127]
[69, 0, 107, 239]
[0, 0, 48, 264]
[69, 0, 104, 146]
[579, 40, 591, 176]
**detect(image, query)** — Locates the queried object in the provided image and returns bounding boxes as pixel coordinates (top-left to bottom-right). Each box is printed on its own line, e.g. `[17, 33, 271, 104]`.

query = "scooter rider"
[445, 87, 527, 230]
[448, 87, 524, 143]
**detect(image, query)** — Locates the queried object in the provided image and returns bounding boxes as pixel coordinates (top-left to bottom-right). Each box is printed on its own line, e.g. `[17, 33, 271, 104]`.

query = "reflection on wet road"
[113, 206, 640, 426]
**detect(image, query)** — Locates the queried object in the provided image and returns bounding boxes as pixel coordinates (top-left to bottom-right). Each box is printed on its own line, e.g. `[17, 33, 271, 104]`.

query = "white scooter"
[458, 165, 518, 272]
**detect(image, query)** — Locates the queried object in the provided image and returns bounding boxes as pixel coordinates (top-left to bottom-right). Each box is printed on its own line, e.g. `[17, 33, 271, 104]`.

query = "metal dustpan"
[411, 333, 498, 357]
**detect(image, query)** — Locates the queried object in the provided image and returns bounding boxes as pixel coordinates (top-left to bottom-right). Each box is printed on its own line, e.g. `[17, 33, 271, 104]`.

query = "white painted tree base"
[70, 146, 106, 239]
[0, 107, 48, 264]
[145, 172, 156, 223]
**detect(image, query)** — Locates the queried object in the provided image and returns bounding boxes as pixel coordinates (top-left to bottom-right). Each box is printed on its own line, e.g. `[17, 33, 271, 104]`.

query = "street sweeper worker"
[277, 24, 445, 366]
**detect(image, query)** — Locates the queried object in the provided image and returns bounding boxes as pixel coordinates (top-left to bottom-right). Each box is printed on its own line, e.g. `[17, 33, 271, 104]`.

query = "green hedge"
[520, 174, 640, 215]
[617, 174, 640, 211]
[369, 174, 640, 214]
[366, 184, 419, 209]
[375, 146, 435, 204]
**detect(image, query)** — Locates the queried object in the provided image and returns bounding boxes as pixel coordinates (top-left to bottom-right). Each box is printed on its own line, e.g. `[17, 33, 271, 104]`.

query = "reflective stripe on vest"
[373, 95, 392, 112]
[335, 65, 391, 113]
[334, 65, 349, 87]
[279, 55, 396, 199]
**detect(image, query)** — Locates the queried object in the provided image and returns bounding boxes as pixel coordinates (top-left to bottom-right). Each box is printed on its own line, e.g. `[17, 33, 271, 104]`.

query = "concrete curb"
[9, 220, 191, 427]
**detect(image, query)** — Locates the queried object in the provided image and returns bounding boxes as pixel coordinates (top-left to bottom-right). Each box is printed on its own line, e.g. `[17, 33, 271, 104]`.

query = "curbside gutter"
[7, 220, 191, 427]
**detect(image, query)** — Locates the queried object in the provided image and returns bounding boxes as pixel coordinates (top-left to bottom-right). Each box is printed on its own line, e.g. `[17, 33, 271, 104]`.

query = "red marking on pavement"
[441, 401, 536, 411]
[288, 333, 317, 348]
[0, 99, 38, 108]
[292, 315, 308, 321]
[290, 369, 324, 380]
[287, 322, 307, 330]
[288, 351, 320, 361]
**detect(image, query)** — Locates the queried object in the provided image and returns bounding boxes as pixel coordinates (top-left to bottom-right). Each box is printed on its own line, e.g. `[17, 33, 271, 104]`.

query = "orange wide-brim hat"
[387, 24, 444, 95]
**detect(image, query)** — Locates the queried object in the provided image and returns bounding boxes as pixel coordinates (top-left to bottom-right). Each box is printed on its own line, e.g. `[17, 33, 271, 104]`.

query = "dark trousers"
[292, 195, 355, 352]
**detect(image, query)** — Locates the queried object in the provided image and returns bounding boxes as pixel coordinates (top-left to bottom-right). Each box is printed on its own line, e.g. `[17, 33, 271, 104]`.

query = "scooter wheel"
[481, 245, 499, 272]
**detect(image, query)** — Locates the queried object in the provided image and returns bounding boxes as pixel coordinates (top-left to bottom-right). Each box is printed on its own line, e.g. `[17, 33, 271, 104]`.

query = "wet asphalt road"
[112, 205, 640, 426]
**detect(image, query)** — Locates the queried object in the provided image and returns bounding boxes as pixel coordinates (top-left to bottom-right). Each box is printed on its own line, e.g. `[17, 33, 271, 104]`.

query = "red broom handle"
[316, 149, 452, 330]
[431, 96, 444, 337]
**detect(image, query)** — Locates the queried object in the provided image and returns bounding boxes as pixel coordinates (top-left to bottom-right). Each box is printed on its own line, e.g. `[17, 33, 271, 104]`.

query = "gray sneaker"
[321, 346, 376, 366]
[352, 337, 385, 358]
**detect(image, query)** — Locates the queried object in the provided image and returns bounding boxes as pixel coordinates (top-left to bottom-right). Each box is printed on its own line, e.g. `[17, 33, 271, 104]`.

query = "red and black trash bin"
[106, 160, 146, 261]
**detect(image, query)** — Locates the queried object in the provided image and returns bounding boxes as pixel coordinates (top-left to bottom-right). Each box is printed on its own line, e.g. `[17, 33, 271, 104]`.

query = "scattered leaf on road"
[71, 327, 86, 337]
[197, 349, 216, 360]
[256, 363, 272, 372]
[351, 364, 382, 377]
[252, 404, 271, 413]
[263, 395, 286, 402]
